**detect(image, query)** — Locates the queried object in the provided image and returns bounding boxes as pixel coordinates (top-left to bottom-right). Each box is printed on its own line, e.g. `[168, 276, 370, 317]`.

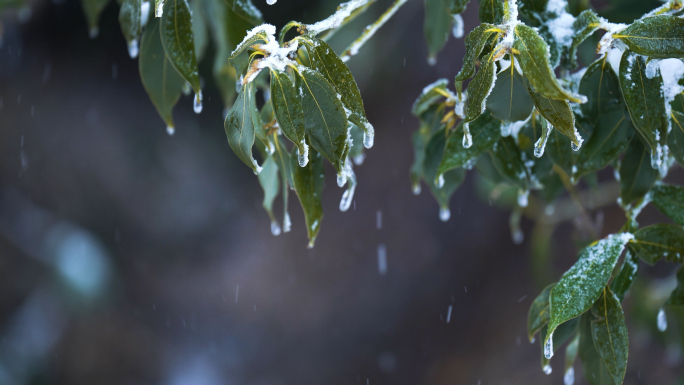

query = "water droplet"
[193, 90, 203, 114]
[337, 172, 347, 187]
[89, 27, 99, 39]
[543, 332, 554, 359]
[543, 364, 552, 375]
[435, 174, 445, 188]
[377, 244, 387, 275]
[266, 0, 277, 4]
[439, 207, 451, 222]
[427, 56, 437, 66]
[517, 189, 529, 208]
[127, 39, 139, 59]
[412, 183, 421, 195]
[512, 229, 524, 244]
[534, 122, 552, 158]
[571, 141, 580, 152]
[270, 220, 281, 236]
[658, 308, 667, 332]
[564, 367, 575, 385]
[166, 125, 175, 136]
[283, 212, 291, 233]
[363, 131, 374, 149]
[353, 153, 365, 165]
[297, 146, 309, 167]
[462, 123, 473, 148]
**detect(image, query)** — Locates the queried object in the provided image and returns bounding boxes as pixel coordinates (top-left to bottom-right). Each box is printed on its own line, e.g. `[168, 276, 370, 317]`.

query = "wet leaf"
[257, 155, 279, 222]
[610, 249, 639, 302]
[118, 0, 141, 48]
[669, 110, 684, 167]
[80, 0, 110, 34]
[614, 15, 684, 58]
[478, 0, 503, 24]
[528, 283, 555, 342]
[590, 287, 629, 385]
[486, 64, 534, 122]
[437, 112, 501, 176]
[225, 84, 260, 173]
[424, 128, 466, 210]
[464, 51, 497, 122]
[513, 24, 582, 103]
[139, 15, 185, 128]
[290, 148, 325, 248]
[579, 312, 616, 385]
[294, 66, 349, 173]
[632, 224, 684, 264]
[619, 136, 658, 205]
[528, 89, 581, 148]
[161, 0, 201, 92]
[454, 23, 500, 82]
[651, 183, 684, 227]
[546, 233, 632, 346]
[270, 68, 307, 158]
[665, 266, 684, 306]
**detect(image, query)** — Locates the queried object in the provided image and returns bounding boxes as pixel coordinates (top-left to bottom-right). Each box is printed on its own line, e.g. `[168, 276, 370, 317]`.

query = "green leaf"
[546, 126, 575, 176]
[546, 233, 632, 352]
[579, 313, 616, 385]
[291, 148, 325, 248]
[540, 317, 579, 365]
[485, 64, 534, 122]
[517, 0, 547, 21]
[464, 51, 497, 122]
[565, 335, 579, 376]
[590, 287, 629, 385]
[294, 66, 350, 173]
[489, 136, 528, 188]
[619, 50, 668, 173]
[478, 0, 503, 24]
[411, 106, 445, 191]
[454, 23, 500, 82]
[270, 69, 307, 160]
[579, 57, 624, 119]
[669, 110, 684, 167]
[225, 84, 261, 173]
[652, 184, 684, 227]
[161, 0, 201, 93]
[614, 15, 684, 58]
[631, 223, 684, 264]
[513, 24, 583, 103]
[80, 0, 110, 36]
[619, 136, 658, 205]
[191, 0, 209, 63]
[665, 265, 684, 306]
[118, 0, 141, 52]
[564, 10, 601, 69]
[528, 283, 555, 342]
[257, 155, 280, 223]
[225, 0, 263, 26]
[437, 112, 501, 176]
[413, 78, 450, 117]
[610, 248, 639, 302]
[424, 128, 466, 211]
[450, 0, 470, 14]
[424, 0, 454, 60]
[273, 136, 293, 231]
[139, 15, 185, 129]
[301, 37, 373, 139]
[528, 89, 582, 149]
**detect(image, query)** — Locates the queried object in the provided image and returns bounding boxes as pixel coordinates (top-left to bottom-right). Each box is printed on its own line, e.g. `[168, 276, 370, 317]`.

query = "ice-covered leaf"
[225, 84, 260, 173]
[610, 249, 639, 302]
[80, 0, 110, 35]
[464, 51, 497, 122]
[489, 136, 528, 188]
[270, 68, 308, 161]
[590, 287, 629, 385]
[294, 66, 350, 173]
[631, 224, 684, 264]
[301, 37, 373, 140]
[437, 112, 501, 176]
[454, 23, 500, 82]
[614, 15, 684, 59]
[540, 317, 579, 369]
[665, 266, 684, 306]
[579, 313, 616, 385]
[478, 0, 503, 24]
[528, 90, 582, 148]
[619, 136, 658, 205]
[652, 184, 684, 227]
[513, 24, 583, 103]
[669, 110, 684, 167]
[486, 64, 534, 122]
[160, 0, 200, 93]
[413, 79, 450, 117]
[528, 283, 555, 342]
[139, 15, 185, 129]
[257, 155, 280, 223]
[290, 148, 325, 248]
[424, 127, 466, 212]
[546, 233, 633, 352]
[119, 0, 142, 53]
[564, 9, 601, 69]
[619, 50, 668, 173]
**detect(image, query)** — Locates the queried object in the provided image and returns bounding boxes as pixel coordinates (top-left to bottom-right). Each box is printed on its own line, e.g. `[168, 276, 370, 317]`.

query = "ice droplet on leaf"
[193, 91, 203, 114]
[439, 207, 451, 222]
[283, 212, 291, 233]
[412, 183, 421, 195]
[297, 146, 309, 167]
[462, 123, 473, 148]
[266, 0, 277, 4]
[657, 308, 667, 332]
[534, 122, 552, 158]
[436, 174, 445, 188]
[270, 220, 281, 236]
[363, 131, 374, 149]
[543, 364, 552, 375]
[564, 367, 574, 385]
[543, 331, 554, 359]
[166, 125, 175, 136]
[517, 189, 529, 208]
[127, 39, 139, 59]
[89, 27, 99, 39]
[339, 183, 355, 212]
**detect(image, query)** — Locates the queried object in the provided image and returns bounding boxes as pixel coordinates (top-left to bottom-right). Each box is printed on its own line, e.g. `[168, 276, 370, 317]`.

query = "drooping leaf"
[191, 0, 209, 62]
[489, 136, 528, 188]
[464, 51, 497, 122]
[294, 66, 350, 173]
[437, 112, 501, 176]
[665, 266, 684, 306]
[540, 317, 579, 369]
[424, 128, 466, 211]
[478, 0, 503, 24]
[225, 84, 260, 173]
[160, 0, 201, 93]
[273, 136, 293, 231]
[546, 233, 632, 347]
[590, 287, 629, 385]
[631, 223, 684, 264]
[651, 184, 684, 227]
[424, 0, 455, 60]
[614, 15, 684, 58]
[565, 335, 579, 379]
[528, 89, 582, 148]
[610, 248, 639, 302]
[413, 78, 450, 117]
[579, 312, 616, 385]
[225, 0, 263, 26]
[528, 283, 555, 342]
[454, 23, 500, 82]
[290, 148, 325, 248]
[546, 126, 575, 177]
[118, 0, 142, 50]
[619, 50, 668, 171]
[513, 24, 583, 103]
[564, 10, 601, 69]
[257, 155, 280, 222]
[486, 64, 534, 122]
[619, 136, 658, 205]
[270, 68, 307, 159]
[80, 0, 110, 35]
[139, 15, 185, 128]
[301, 37, 373, 138]
[669, 110, 684, 167]
[450, 0, 471, 14]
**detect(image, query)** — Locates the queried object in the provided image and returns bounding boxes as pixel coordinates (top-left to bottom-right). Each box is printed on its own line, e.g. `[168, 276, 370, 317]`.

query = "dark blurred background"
[1, 0, 683, 384]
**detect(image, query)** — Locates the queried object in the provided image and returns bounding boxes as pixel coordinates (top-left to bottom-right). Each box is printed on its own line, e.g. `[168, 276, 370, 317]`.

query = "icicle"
[166, 125, 175, 136]
[534, 121, 552, 158]
[439, 206, 451, 222]
[353, 153, 365, 165]
[412, 183, 421, 195]
[462, 123, 473, 148]
[543, 364, 552, 375]
[270, 220, 281, 236]
[89, 27, 99, 39]
[564, 367, 575, 385]
[363, 130, 374, 149]
[517, 189, 529, 208]
[140, 1, 150, 27]
[266, 0, 277, 4]
[657, 308, 668, 332]
[543, 332, 554, 359]
[193, 90, 203, 114]
[339, 182, 356, 212]
[337, 173, 347, 187]
[127, 39, 139, 59]
[297, 145, 309, 167]
[436, 174, 445, 188]
[155, 0, 164, 17]
[283, 212, 291, 233]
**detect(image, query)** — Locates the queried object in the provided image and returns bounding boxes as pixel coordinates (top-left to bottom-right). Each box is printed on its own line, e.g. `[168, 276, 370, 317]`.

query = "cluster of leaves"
[411, 0, 684, 382]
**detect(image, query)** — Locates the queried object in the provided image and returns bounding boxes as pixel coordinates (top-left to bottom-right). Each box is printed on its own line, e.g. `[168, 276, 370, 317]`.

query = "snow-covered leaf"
[632, 224, 684, 264]
[478, 0, 503, 24]
[454, 23, 499, 82]
[614, 15, 684, 59]
[590, 287, 629, 385]
[464, 51, 497, 122]
[619, 136, 658, 205]
[160, 0, 200, 93]
[564, 9, 601, 69]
